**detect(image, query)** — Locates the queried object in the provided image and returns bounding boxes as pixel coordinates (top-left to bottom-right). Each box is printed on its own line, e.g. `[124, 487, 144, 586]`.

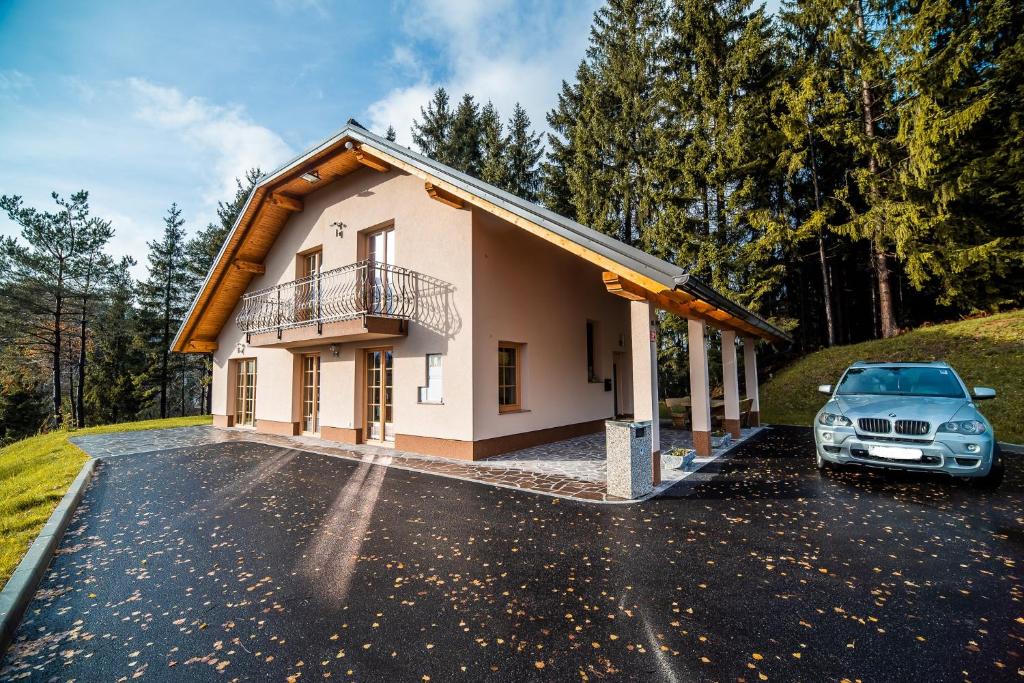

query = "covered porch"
[601, 271, 785, 498]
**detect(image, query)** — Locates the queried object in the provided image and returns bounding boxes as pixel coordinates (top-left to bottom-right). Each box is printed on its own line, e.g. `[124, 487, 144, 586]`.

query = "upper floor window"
[366, 226, 395, 265]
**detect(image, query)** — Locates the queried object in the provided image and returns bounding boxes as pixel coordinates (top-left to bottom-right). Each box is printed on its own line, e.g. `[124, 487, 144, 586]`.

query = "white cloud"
[126, 78, 293, 206]
[0, 69, 33, 100]
[0, 77, 293, 279]
[364, 0, 600, 145]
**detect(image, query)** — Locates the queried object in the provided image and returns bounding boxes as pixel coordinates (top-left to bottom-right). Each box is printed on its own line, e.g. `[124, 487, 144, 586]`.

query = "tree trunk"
[77, 304, 87, 428]
[205, 355, 213, 414]
[53, 303, 62, 428]
[806, 123, 835, 346]
[856, 0, 897, 338]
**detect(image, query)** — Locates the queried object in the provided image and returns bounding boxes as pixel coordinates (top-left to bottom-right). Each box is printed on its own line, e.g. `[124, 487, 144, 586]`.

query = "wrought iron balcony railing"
[236, 259, 419, 336]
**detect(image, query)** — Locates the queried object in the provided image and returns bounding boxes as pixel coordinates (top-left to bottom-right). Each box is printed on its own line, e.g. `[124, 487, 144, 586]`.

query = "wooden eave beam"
[185, 339, 218, 353]
[270, 193, 304, 212]
[233, 259, 265, 274]
[355, 150, 390, 172]
[424, 182, 464, 209]
[603, 271, 771, 340]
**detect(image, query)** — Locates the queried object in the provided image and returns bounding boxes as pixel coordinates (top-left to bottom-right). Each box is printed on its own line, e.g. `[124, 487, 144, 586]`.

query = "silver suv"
[814, 361, 1002, 486]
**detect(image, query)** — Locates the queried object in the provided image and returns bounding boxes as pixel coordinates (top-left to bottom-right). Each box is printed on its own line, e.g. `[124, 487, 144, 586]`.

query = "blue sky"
[0, 0, 601, 272]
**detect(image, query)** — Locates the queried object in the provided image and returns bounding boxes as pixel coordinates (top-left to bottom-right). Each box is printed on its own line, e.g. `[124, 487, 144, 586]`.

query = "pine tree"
[140, 204, 190, 418]
[0, 191, 100, 427]
[71, 216, 114, 427]
[412, 88, 455, 164]
[385, 125, 397, 142]
[504, 103, 544, 201]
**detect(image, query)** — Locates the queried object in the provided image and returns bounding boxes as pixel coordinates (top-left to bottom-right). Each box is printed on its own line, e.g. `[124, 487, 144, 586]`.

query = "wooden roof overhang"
[173, 123, 790, 353]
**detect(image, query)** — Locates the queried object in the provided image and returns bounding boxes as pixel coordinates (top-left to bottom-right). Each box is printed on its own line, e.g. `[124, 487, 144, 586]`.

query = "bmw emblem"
[888, 412, 897, 418]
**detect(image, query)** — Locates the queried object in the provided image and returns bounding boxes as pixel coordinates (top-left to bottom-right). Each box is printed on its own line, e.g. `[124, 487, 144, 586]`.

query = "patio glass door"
[301, 353, 320, 434]
[365, 348, 394, 442]
[235, 359, 256, 427]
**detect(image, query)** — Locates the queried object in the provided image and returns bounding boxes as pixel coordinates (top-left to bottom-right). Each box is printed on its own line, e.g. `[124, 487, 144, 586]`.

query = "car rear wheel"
[973, 445, 1004, 489]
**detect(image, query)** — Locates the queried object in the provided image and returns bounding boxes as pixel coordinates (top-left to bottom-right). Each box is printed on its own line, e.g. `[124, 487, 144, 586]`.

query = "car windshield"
[836, 366, 966, 398]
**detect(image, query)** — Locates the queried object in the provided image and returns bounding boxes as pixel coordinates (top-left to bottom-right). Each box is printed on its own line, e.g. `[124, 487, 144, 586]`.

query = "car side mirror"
[972, 387, 996, 400]
[817, 384, 833, 395]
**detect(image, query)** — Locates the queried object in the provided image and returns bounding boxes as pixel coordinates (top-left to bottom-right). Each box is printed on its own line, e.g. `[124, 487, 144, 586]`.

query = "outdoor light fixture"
[329, 344, 339, 357]
[235, 342, 246, 355]
[300, 170, 321, 183]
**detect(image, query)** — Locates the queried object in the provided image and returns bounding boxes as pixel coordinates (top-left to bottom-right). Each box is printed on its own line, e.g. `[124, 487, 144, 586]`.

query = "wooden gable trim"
[424, 182, 464, 208]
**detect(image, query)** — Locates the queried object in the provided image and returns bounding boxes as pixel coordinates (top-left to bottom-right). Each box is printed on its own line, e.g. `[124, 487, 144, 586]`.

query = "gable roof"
[172, 121, 791, 352]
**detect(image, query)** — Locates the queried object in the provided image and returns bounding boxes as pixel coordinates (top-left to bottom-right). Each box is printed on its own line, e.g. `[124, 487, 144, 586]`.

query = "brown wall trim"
[257, 419, 300, 436]
[394, 433, 476, 460]
[724, 418, 741, 439]
[692, 430, 712, 457]
[212, 414, 234, 428]
[321, 426, 362, 444]
[472, 419, 607, 459]
[390, 418, 608, 461]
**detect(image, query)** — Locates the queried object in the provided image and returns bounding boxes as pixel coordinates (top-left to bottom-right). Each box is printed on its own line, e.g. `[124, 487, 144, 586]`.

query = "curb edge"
[0, 457, 96, 658]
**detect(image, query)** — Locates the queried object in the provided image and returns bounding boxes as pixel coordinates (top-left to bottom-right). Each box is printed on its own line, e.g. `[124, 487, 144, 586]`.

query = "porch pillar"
[629, 300, 660, 482]
[721, 329, 741, 438]
[743, 336, 760, 427]
[688, 318, 712, 456]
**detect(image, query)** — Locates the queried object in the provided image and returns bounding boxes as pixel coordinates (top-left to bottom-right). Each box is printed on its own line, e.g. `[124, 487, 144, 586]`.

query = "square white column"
[743, 336, 760, 427]
[687, 318, 712, 456]
[721, 330, 741, 438]
[629, 300, 660, 457]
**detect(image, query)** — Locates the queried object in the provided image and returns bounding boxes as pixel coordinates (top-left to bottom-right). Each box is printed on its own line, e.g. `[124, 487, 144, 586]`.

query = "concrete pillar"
[743, 336, 760, 427]
[688, 318, 712, 456]
[721, 329, 741, 438]
[629, 300, 661, 483]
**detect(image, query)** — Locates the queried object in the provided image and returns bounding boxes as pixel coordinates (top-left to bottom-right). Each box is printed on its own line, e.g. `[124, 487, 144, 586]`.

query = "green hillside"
[761, 310, 1024, 444]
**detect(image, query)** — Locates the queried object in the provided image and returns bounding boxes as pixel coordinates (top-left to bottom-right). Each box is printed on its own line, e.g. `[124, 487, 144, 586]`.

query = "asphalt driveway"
[3, 426, 1022, 681]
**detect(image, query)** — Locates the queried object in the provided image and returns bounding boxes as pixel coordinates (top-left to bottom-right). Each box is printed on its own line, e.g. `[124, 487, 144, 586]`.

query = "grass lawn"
[0, 415, 212, 587]
[761, 310, 1024, 444]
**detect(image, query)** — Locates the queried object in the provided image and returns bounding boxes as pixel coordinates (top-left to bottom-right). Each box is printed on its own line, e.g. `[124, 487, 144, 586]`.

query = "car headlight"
[938, 420, 986, 434]
[818, 412, 852, 427]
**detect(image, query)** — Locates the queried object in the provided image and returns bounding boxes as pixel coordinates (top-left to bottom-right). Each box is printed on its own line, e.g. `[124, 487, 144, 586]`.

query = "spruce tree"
[479, 101, 508, 189]
[385, 125, 397, 142]
[554, 0, 663, 246]
[504, 103, 544, 202]
[448, 94, 483, 175]
[140, 204, 190, 418]
[412, 88, 455, 165]
[542, 64, 595, 220]
[86, 257, 149, 424]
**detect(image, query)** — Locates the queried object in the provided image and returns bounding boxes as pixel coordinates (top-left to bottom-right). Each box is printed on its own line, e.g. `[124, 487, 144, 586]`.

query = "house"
[173, 121, 789, 463]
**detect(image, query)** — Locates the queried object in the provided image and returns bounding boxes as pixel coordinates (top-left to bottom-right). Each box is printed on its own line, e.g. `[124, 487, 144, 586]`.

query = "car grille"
[894, 419, 929, 436]
[858, 418, 891, 433]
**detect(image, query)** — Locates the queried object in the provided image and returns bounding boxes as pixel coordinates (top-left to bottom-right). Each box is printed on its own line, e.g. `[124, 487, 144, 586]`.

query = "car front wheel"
[973, 445, 1004, 489]
[816, 450, 831, 471]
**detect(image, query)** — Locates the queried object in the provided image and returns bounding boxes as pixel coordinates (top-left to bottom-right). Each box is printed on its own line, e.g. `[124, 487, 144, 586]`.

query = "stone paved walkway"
[71, 424, 759, 503]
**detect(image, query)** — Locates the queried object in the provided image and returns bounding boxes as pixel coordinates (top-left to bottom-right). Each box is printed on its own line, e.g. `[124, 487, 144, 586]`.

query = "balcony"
[237, 260, 420, 348]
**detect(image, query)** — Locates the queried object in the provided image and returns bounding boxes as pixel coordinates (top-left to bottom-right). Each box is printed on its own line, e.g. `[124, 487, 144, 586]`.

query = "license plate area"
[866, 445, 923, 461]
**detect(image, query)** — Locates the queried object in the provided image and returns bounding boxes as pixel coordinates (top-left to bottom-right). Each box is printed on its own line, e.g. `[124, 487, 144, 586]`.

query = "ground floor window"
[498, 342, 523, 412]
[418, 353, 443, 404]
[301, 353, 320, 434]
[235, 358, 256, 427]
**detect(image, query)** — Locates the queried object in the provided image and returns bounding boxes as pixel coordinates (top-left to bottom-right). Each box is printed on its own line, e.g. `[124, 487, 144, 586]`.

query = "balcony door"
[365, 228, 394, 315]
[234, 359, 256, 427]
[297, 249, 322, 323]
[301, 353, 320, 435]
[364, 347, 394, 443]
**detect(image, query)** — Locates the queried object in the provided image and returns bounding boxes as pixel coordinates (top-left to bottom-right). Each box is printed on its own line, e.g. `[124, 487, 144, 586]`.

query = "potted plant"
[710, 430, 731, 448]
[664, 446, 696, 469]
